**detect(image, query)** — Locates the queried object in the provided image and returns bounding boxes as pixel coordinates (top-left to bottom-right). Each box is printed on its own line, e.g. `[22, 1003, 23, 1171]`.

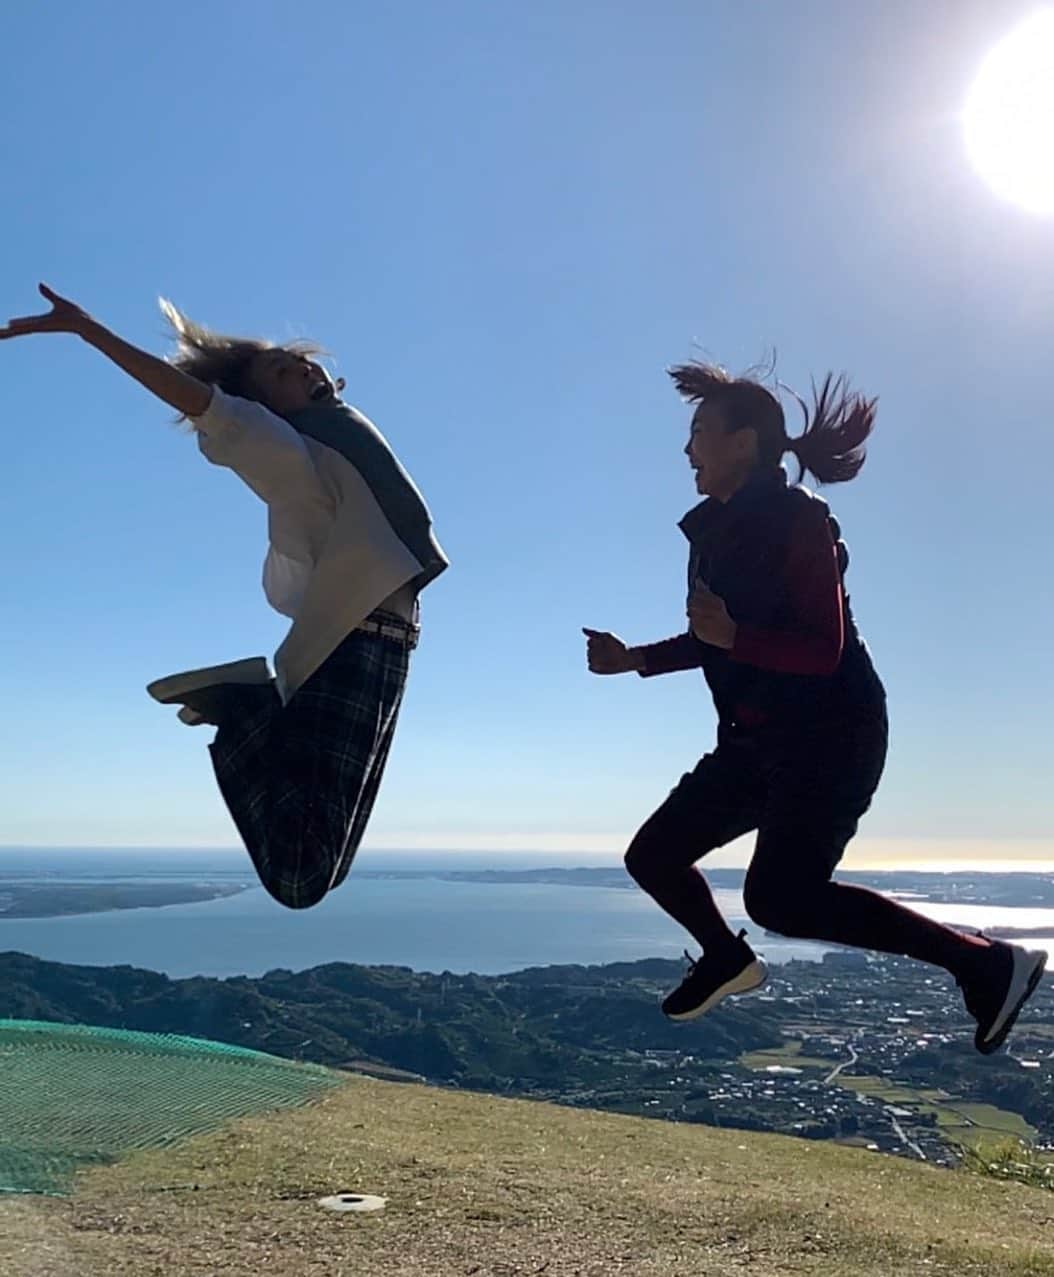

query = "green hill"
[0, 949, 789, 1085]
[2, 1071, 1053, 1276]
[4, 949, 1053, 1167]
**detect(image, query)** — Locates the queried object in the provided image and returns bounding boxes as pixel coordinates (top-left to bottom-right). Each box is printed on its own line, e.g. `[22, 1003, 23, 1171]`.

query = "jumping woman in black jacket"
[585, 362, 1044, 1055]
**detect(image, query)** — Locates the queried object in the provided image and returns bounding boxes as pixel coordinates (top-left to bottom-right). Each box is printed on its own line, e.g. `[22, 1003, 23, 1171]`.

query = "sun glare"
[964, 9, 1054, 215]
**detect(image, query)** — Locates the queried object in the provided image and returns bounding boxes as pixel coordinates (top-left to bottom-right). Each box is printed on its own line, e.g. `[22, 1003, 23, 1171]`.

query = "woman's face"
[246, 348, 340, 415]
[685, 403, 757, 501]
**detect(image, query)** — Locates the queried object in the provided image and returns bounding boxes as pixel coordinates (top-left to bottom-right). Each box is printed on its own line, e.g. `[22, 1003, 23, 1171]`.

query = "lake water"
[1, 849, 1052, 979]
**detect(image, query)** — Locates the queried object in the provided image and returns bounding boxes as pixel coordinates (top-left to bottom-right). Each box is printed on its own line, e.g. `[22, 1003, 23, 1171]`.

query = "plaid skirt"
[209, 616, 413, 909]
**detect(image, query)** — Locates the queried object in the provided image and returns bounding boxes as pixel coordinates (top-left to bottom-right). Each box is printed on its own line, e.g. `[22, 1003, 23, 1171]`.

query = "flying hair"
[667, 360, 876, 485]
[159, 299, 328, 411]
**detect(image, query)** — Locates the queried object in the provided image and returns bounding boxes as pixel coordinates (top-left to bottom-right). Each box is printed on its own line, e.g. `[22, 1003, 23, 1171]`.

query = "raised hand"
[0, 284, 93, 341]
[583, 628, 641, 675]
[687, 586, 737, 649]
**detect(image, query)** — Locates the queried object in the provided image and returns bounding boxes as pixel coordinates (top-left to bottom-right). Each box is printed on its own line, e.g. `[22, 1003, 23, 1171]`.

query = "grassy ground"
[739, 1041, 1036, 1154]
[740, 1043, 836, 1071]
[935, 1102, 1036, 1146]
[3, 1074, 1054, 1276]
[835, 1074, 1036, 1150]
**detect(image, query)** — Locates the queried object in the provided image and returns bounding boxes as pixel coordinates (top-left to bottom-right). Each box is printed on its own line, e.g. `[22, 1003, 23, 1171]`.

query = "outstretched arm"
[582, 627, 702, 676]
[633, 631, 707, 677]
[0, 284, 211, 418]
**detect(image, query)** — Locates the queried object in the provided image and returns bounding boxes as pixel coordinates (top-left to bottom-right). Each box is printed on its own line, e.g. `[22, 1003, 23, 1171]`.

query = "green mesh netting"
[0, 1019, 345, 1196]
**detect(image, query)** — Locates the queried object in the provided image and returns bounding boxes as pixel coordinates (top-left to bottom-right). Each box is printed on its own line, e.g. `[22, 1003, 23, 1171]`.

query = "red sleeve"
[636, 632, 706, 678]
[729, 507, 844, 676]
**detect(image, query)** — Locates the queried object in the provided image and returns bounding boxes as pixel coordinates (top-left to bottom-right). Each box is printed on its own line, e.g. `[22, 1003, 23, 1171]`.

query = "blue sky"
[1, 0, 1051, 866]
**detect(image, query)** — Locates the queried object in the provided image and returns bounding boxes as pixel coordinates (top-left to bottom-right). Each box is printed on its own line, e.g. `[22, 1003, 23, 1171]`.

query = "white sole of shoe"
[978, 946, 1046, 1054]
[147, 657, 272, 704]
[666, 958, 769, 1023]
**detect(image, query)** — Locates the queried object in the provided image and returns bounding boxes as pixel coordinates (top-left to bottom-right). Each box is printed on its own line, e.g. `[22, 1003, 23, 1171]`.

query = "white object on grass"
[318, 1193, 387, 1213]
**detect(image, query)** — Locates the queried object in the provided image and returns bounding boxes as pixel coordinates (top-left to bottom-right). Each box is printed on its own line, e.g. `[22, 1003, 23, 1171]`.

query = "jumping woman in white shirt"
[1, 284, 448, 908]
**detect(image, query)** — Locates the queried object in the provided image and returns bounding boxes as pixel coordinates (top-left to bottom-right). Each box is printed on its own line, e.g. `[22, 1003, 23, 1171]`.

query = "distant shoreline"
[0, 881, 251, 920]
[351, 867, 1054, 910]
[2, 863, 1054, 920]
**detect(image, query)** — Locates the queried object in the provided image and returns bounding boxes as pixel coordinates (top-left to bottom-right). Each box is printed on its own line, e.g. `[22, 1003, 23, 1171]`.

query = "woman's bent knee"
[261, 878, 329, 910]
[624, 833, 660, 887]
[257, 856, 332, 910]
[743, 873, 811, 937]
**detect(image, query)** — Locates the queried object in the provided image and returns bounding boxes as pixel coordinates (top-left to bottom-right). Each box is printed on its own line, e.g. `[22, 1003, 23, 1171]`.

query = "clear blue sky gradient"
[1, 1, 1051, 859]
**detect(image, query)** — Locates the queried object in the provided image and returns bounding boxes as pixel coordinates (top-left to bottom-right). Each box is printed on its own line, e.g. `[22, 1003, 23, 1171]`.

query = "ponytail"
[669, 361, 876, 487]
[786, 374, 876, 485]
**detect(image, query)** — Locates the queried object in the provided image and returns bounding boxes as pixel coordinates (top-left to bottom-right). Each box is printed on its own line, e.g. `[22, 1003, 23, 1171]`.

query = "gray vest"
[288, 398, 449, 594]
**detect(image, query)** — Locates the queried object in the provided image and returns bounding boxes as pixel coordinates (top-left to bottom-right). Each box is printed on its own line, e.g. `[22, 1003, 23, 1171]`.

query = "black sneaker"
[957, 939, 1046, 1055]
[661, 931, 768, 1022]
[171, 685, 240, 727]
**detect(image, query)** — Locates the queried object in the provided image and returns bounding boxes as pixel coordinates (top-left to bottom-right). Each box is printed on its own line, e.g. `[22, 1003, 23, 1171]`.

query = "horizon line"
[1, 840, 1053, 876]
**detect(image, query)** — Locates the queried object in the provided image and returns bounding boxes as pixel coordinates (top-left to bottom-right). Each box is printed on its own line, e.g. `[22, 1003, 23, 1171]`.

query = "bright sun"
[964, 9, 1054, 215]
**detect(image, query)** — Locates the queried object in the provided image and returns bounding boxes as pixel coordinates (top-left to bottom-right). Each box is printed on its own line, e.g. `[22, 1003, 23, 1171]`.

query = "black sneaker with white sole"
[661, 930, 768, 1022]
[957, 939, 1046, 1055]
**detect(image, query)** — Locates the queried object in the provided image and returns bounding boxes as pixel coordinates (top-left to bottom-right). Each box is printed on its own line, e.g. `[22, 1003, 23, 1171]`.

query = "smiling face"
[685, 402, 759, 502]
[245, 348, 340, 415]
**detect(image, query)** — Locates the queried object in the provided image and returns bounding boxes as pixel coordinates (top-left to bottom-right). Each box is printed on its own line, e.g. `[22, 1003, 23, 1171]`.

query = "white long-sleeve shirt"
[192, 387, 445, 701]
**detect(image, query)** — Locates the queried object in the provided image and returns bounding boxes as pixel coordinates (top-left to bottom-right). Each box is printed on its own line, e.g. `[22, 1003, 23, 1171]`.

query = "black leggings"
[625, 712, 983, 976]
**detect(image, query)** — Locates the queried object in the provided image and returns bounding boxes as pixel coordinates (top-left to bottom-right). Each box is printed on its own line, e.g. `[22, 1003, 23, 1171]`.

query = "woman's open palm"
[0, 284, 91, 341]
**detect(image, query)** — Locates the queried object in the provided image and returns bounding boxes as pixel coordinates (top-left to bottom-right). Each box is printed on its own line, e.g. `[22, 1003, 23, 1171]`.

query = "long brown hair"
[668, 361, 876, 485]
[160, 299, 326, 403]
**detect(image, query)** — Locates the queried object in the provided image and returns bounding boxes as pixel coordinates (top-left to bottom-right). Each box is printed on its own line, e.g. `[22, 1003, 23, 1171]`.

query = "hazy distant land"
[355, 866, 1054, 910]
[0, 882, 250, 919]
[2, 864, 1053, 919]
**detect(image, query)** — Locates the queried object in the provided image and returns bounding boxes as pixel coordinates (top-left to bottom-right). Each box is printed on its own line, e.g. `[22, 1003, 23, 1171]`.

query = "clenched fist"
[687, 586, 737, 649]
[582, 628, 643, 675]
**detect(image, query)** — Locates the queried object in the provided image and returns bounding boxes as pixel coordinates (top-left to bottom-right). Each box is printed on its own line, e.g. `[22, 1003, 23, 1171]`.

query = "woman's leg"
[742, 712, 990, 975]
[747, 861, 993, 973]
[329, 640, 410, 893]
[209, 628, 411, 909]
[624, 734, 763, 954]
[743, 711, 1046, 1052]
